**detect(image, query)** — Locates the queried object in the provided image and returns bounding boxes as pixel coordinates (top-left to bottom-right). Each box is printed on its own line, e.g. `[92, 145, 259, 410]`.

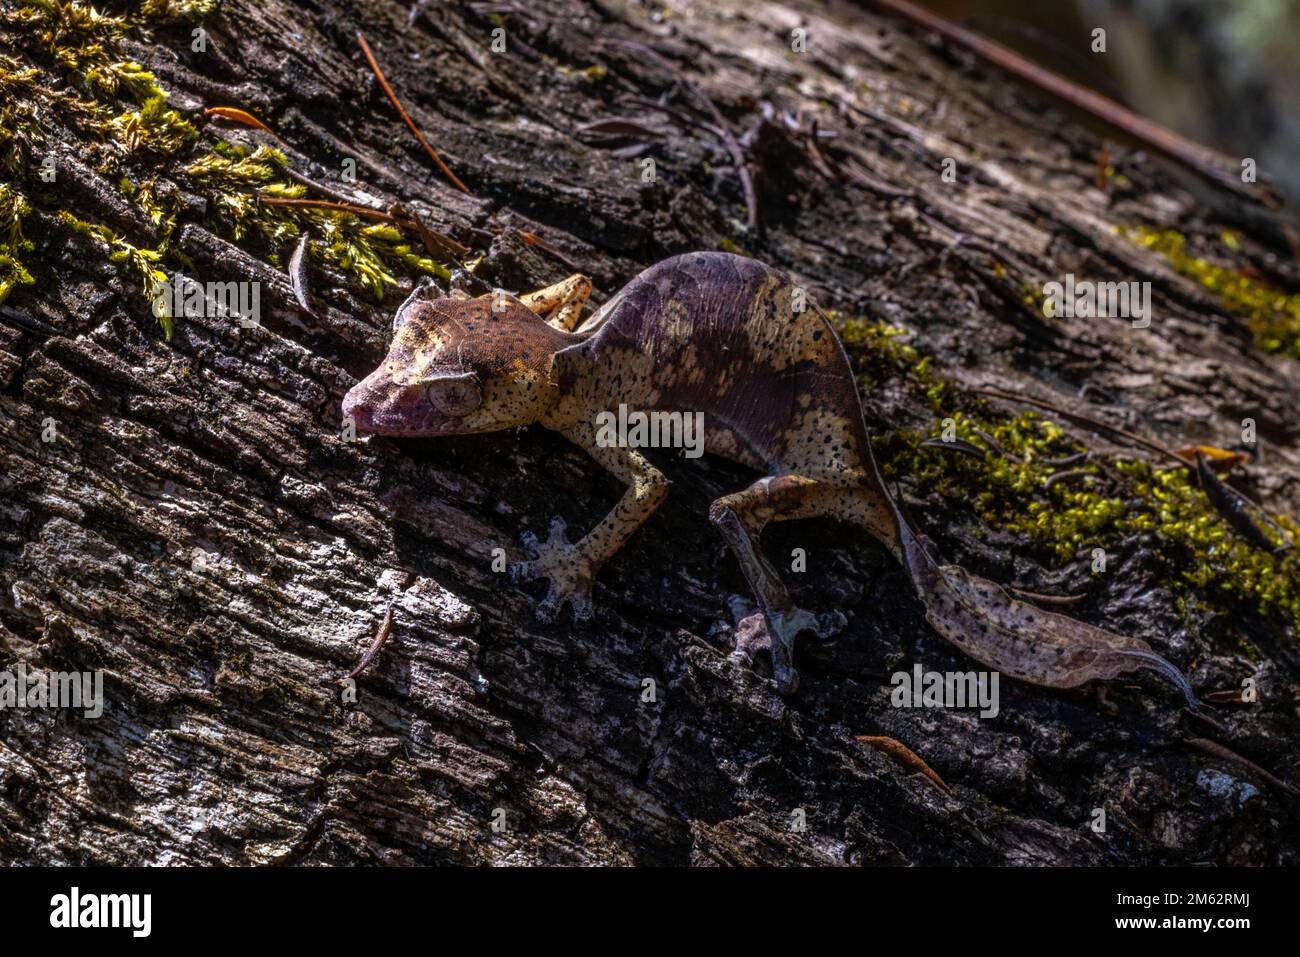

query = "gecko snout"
[342, 369, 472, 437]
[342, 370, 402, 433]
[341, 382, 371, 431]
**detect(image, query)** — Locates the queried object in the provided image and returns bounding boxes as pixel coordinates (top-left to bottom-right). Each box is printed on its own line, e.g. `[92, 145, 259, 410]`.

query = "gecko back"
[564, 252, 873, 477]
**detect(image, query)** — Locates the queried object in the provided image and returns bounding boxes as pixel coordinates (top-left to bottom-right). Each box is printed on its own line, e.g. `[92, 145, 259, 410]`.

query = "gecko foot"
[729, 603, 846, 695]
[509, 516, 595, 623]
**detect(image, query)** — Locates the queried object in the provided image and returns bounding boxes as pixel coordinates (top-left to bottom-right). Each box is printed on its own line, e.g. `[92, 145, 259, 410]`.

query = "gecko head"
[342, 291, 569, 437]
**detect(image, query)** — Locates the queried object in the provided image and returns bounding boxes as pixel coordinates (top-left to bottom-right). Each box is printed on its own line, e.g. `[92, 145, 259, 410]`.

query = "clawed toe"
[815, 609, 847, 639]
[511, 517, 595, 623]
[728, 604, 846, 695]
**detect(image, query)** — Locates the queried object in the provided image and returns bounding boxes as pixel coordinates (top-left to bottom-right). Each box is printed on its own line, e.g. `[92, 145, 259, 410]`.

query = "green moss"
[103, 92, 198, 153]
[185, 144, 297, 242]
[119, 176, 182, 232]
[1120, 224, 1300, 358]
[58, 210, 172, 338]
[838, 315, 1300, 638]
[0, 185, 36, 305]
[0, 50, 107, 173]
[315, 219, 449, 299]
[837, 316, 952, 411]
[185, 143, 449, 297]
[12, 0, 129, 55]
[136, 0, 217, 22]
[0, 0, 455, 334]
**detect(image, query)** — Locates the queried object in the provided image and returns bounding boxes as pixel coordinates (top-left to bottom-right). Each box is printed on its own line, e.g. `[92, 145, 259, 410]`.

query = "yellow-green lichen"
[136, 0, 217, 22]
[1120, 224, 1300, 358]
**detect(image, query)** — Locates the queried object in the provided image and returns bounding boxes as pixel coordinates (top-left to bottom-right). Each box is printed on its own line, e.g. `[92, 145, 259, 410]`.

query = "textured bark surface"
[1, 0, 1298, 865]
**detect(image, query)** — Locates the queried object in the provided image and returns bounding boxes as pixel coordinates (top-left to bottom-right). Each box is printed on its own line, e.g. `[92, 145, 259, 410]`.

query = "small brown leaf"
[857, 736, 951, 794]
[1203, 689, 1253, 708]
[204, 106, 275, 133]
[1174, 444, 1247, 474]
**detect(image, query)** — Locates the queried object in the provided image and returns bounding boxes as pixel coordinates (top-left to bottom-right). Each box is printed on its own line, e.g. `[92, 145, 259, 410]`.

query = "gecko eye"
[427, 373, 481, 417]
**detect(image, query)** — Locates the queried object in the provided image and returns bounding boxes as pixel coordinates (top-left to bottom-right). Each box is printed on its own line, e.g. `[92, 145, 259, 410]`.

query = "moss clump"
[185, 143, 449, 298]
[839, 316, 1300, 636]
[58, 210, 172, 338]
[315, 220, 449, 300]
[0, 185, 37, 305]
[1120, 224, 1300, 358]
[0, 0, 454, 336]
[136, 0, 217, 22]
[837, 316, 952, 411]
[103, 92, 198, 154]
[184, 144, 298, 242]
[11, 0, 129, 62]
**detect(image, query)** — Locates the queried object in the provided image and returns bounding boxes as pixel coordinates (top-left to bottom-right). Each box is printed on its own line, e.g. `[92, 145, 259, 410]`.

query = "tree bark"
[1, 0, 1297, 865]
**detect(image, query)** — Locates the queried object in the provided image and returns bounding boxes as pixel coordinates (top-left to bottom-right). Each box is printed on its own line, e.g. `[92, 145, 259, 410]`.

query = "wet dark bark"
[1, 0, 1297, 865]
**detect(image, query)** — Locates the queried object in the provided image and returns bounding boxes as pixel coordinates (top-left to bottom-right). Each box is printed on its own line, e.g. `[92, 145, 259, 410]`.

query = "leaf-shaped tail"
[893, 504, 1199, 709]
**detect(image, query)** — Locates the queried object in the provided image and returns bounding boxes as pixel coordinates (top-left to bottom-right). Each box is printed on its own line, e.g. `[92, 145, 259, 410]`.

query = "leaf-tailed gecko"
[343, 251, 1197, 703]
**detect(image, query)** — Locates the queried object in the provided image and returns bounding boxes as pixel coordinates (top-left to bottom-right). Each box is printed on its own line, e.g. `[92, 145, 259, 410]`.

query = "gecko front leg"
[519, 274, 592, 332]
[510, 419, 668, 621]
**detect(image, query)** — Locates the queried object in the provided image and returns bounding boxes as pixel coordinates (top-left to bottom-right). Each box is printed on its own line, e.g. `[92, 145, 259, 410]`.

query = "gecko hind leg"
[709, 475, 847, 694]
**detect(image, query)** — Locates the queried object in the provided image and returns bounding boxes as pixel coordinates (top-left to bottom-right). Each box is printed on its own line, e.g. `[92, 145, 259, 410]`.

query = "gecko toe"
[546, 515, 571, 544]
[535, 589, 561, 623]
[728, 609, 804, 695]
[814, 609, 848, 640]
[727, 604, 843, 694]
[569, 589, 594, 621]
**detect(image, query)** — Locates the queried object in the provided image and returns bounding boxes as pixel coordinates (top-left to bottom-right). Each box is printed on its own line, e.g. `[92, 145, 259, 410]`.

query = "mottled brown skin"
[344, 252, 1197, 702]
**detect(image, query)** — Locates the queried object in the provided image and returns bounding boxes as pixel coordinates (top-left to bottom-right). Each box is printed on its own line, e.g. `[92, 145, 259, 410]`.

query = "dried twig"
[258, 195, 406, 222]
[357, 31, 472, 195]
[507, 227, 581, 271]
[340, 605, 395, 683]
[280, 166, 383, 208]
[601, 38, 757, 231]
[868, 0, 1271, 202]
[972, 385, 1184, 465]
[1185, 737, 1299, 798]
[257, 195, 469, 256]
[921, 436, 986, 461]
[1043, 467, 1093, 490]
